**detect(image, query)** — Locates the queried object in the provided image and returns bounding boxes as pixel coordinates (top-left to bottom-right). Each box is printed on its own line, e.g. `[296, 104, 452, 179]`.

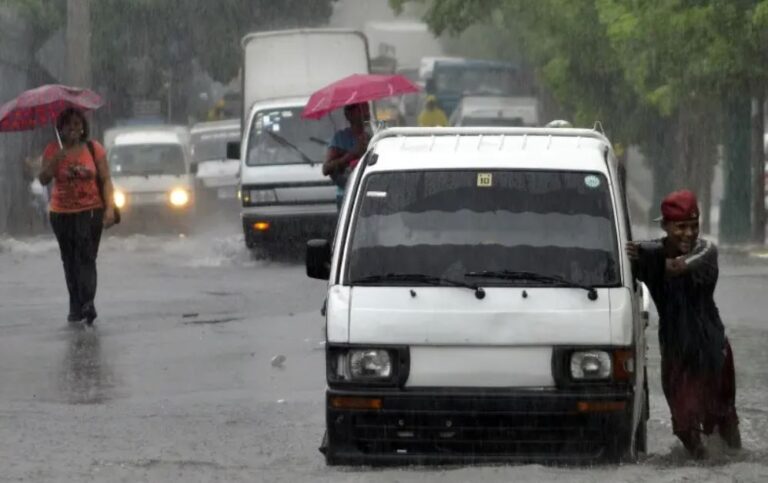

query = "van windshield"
[109, 144, 187, 176]
[245, 107, 343, 166]
[346, 170, 620, 287]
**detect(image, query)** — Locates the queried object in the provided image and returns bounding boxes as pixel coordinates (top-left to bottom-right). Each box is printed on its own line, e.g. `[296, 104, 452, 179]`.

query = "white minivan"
[307, 127, 649, 465]
[108, 126, 195, 232]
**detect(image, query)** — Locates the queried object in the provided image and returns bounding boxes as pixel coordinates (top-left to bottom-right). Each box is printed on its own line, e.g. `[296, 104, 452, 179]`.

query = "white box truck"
[228, 29, 370, 256]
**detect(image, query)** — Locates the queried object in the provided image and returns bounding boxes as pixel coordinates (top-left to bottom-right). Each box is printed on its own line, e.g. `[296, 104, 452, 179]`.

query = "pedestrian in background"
[322, 103, 371, 211]
[38, 108, 116, 325]
[417, 95, 448, 127]
[626, 190, 741, 459]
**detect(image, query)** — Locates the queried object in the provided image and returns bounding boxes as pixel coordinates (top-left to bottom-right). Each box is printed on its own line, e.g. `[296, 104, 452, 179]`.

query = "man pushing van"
[627, 190, 741, 459]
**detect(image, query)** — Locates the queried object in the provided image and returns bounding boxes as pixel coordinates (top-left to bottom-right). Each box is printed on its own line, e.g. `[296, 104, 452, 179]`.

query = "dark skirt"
[661, 338, 739, 435]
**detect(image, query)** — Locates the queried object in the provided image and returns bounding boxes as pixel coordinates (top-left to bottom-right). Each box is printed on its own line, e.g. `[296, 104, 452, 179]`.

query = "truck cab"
[229, 29, 370, 257]
[238, 98, 345, 252]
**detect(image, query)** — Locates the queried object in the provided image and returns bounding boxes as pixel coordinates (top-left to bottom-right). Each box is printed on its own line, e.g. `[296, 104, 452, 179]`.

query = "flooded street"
[0, 226, 766, 482]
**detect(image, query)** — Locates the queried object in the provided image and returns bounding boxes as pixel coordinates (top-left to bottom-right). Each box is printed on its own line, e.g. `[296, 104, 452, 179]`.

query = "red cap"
[658, 190, 699, 222]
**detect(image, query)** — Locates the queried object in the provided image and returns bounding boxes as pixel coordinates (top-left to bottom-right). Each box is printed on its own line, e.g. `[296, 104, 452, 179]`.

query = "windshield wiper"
[465, 270, 598, 301]
[309, 136, 328, 146]
[266, 130, 316, 165]
[352, 273, 486, 300]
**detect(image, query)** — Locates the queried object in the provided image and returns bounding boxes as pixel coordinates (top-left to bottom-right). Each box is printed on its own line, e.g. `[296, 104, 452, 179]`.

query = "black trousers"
[50, 209, 104, 315]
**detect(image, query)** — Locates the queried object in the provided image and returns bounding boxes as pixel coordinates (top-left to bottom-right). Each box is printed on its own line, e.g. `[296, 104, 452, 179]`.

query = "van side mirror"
[306, 239, 331, 280]
[190, 163, 198, 175]
[226, 141, 241, 160]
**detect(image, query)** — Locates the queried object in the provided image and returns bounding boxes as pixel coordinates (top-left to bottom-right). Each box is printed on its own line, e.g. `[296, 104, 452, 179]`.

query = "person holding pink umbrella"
[39, 107, 116, 325]
[0, 84, 115, 324]
[321, 103, 371, 211]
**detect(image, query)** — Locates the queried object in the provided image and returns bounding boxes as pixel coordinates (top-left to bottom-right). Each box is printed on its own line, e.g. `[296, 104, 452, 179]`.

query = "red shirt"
[43, 141, 105, 213]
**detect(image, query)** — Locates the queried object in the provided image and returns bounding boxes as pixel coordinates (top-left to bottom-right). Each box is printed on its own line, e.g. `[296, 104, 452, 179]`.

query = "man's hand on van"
[625, 242, 640, 260]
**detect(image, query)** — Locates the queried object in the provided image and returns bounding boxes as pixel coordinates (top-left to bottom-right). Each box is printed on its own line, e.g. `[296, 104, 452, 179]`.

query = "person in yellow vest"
[418, 95, 448, 127]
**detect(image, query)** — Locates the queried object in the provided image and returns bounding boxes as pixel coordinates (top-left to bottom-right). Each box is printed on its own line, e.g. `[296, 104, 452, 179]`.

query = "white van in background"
[108, 126, 195, 232]
[307, 127, 649, 465]
[190, 119, 241, 213]
[228, 29, 370, 256]
[450, 95, 541, 127]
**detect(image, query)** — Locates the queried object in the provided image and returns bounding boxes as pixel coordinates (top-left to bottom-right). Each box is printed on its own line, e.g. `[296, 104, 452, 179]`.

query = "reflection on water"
[58, 326, 113, 404]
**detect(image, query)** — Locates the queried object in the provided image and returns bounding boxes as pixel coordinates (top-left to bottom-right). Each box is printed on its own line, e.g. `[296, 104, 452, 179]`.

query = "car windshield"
[245, 107, 344, 166]
[191, 129, 240, 163]
[346, 170, 620, 287]
[109, 144, 187, 176]
[434, 66, 524, 97]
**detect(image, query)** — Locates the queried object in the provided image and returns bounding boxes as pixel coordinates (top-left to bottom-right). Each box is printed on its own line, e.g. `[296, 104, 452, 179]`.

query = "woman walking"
[39, 108, 116, 325]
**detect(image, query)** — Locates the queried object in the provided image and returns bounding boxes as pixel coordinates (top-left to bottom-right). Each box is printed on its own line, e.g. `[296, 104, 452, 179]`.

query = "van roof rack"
[368, 127, 612, 147]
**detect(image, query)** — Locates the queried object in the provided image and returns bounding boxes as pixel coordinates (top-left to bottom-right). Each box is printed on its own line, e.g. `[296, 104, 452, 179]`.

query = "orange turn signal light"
[253, 222, 271, 232]
[330, 396, 383, 410]
[612, 349, 634, 381]
[576, 401, 627, 413]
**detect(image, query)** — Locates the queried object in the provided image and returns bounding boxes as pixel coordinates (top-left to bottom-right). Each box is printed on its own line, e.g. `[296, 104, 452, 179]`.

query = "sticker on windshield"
[367, 191, 387, 198]
[477, 173, 493, 187]
[584, 175, 601, 189]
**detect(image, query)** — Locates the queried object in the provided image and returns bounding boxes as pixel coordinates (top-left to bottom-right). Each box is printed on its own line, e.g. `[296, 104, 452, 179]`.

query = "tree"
[596, 0, 768, 242]
[394, 0, 768, 241]
[6, 0, 337, 122]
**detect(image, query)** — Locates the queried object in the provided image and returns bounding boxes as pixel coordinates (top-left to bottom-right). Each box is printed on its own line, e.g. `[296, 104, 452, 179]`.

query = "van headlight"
[243, 189, 277, 205]
[350, 350, 392, 379]
[169, 188, 190, 207]
[327, 345, 409, 387]
[570, 351, 612, 380]
[113, 190, 126, 209]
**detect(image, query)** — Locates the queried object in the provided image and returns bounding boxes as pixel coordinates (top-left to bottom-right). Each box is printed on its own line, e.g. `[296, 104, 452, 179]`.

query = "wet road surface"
[0, 228, 766, 482]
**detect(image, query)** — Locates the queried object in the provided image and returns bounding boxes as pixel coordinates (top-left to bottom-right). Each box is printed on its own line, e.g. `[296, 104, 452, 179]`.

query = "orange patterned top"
[43, 140, 105, 213]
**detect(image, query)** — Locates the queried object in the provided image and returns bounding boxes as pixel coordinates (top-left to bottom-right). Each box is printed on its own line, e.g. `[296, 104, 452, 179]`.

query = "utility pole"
[66, 0, 91, 87]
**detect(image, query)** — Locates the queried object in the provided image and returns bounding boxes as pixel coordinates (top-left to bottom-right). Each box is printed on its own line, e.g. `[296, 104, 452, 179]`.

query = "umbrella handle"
[54, 124, 63, 148]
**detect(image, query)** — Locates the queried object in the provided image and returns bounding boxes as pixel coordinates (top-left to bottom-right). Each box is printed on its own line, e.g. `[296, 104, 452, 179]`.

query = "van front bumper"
[324, 387, 634, 465]
[242, 205, 337, 246]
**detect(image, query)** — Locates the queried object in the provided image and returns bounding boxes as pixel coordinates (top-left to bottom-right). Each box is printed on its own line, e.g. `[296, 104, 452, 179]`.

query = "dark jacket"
[633, 238, 726, 373]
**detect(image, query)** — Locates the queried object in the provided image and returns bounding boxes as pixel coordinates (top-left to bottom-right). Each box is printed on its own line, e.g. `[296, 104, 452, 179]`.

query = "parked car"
[308, 126, 650, 465]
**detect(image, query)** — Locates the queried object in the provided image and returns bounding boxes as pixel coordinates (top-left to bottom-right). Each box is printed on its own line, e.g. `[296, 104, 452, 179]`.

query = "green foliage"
[396, 0, 768, 146]
[88, 0, 336, 83]
[6, 0, 336, 119]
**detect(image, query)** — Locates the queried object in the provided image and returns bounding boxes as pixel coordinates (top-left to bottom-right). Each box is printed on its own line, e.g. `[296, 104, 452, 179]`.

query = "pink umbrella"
[301, 73, 420, 120]
[0, 84, 104, 141]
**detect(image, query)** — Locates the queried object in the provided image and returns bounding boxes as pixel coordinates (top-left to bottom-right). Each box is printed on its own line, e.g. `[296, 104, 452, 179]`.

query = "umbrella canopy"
[301, 73, 420, 120]
[0, 84, 104, 132]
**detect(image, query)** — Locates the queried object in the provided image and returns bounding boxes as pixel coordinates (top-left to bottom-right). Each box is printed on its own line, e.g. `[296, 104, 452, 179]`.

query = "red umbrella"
[0, 84, 104, 134]
[301, 73, 420, 120]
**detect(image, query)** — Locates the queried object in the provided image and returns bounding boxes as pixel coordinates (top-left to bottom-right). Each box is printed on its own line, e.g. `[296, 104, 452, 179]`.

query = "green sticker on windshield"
[584, 175, 601, 188]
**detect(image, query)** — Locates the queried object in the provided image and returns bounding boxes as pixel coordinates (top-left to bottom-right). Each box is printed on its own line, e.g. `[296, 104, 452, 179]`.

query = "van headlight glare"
[113, 190, 126, 209]
[169, 188, 190, 207]
[349, 349, 392, 379]
[571, 351, 612, 380]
